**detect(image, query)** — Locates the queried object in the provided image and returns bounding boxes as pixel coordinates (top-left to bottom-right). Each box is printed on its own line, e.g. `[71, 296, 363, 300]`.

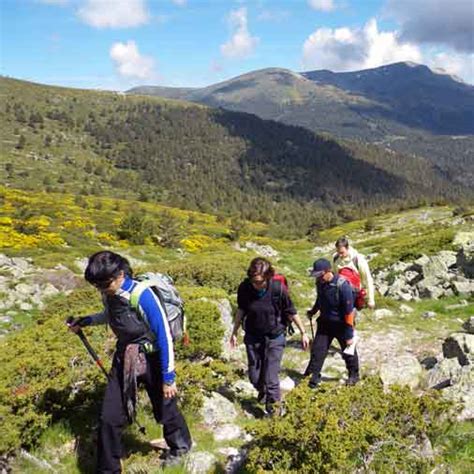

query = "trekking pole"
[66, 317, 109, 379]
[309, 315, 315, 341]
[66, 317, 147, 436]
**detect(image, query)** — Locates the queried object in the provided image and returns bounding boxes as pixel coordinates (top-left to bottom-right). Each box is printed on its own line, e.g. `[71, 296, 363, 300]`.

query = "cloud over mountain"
[220, 7, 259, 59]
[110, 40, 156, 80]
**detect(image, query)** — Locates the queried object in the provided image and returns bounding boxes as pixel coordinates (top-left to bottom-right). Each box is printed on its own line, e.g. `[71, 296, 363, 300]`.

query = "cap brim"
[310, 270, 325, 277]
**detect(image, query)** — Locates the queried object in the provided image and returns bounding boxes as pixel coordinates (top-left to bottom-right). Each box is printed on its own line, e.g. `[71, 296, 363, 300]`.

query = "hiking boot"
[160, 448, 189, 467]
[264, 402, 282, 418]
[346, 374, 360, 386]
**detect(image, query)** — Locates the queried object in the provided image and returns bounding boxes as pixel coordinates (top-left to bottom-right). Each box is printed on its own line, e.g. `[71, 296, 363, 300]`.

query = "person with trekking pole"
[229, 257, 309, 416]
[67, 251, 192, 472]
[304, 258, 360, 388]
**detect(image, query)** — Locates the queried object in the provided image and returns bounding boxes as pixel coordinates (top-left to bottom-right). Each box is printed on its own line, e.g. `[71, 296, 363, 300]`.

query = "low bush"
[245, 377, 451, 473]
[163, 254, 248, 293]
[176, 299, 224, 360]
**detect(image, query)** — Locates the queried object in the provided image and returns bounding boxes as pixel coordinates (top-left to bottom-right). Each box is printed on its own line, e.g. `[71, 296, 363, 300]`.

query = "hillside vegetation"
[1, 77, 468, 239]
[0, 183, 473, 472]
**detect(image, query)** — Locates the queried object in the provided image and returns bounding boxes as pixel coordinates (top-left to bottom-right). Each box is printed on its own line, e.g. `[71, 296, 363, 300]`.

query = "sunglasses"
[93, 278, 114, 290]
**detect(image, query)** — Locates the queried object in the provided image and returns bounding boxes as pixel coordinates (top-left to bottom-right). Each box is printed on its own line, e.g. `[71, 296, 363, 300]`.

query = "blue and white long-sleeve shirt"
[85, 276, 175, 384]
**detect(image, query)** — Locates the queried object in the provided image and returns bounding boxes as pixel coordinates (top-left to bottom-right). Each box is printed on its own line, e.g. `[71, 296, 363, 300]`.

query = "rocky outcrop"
[426, 325, 474, 421]
[374, 241, 474, 301]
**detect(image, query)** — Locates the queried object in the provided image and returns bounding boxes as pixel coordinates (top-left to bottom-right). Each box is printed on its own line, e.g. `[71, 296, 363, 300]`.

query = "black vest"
[103, 293, 155, 351]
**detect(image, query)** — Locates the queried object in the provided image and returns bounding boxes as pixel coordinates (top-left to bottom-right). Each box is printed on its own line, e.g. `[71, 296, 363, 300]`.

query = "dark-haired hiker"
[230, 257, 309, 415]
[68, 251, 191, 473]
[305, 258, 360, 388]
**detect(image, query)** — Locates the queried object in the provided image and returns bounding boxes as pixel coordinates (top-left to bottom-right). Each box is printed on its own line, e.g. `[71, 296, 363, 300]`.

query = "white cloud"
[220, 7, 259, 59]
[387, 0, 473, 53]
[427, 50, 474, 84]
[110, 41, 157, 80]
[78, 0, 149, 29]
[302, 18, 422, 71]
[308, 0, 336, 12]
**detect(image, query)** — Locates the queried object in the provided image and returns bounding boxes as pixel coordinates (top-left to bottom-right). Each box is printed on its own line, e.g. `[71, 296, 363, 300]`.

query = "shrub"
[176, 300, 224, 360]
[245, 377, 451, 473]
[163, 254, 248, 293]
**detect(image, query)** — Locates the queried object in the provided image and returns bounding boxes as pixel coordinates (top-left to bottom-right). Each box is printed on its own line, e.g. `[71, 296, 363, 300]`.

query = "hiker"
[333, 237, 375, 310]
[68, 251, 192, 472]
[230, 257, 309, 415]
[305, 258, 359, 388]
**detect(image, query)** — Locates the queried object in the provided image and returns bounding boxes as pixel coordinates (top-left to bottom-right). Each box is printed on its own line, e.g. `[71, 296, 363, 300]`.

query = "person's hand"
[163, 382, 178, 399]
[66, 317, 82, 334]
[346, 338, 354, 346]
[301, 334, 310, 351]
[229, 334, 238, 349]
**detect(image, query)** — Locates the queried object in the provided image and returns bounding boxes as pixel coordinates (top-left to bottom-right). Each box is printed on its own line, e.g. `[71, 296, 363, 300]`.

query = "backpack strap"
[130, 280, 153, 310]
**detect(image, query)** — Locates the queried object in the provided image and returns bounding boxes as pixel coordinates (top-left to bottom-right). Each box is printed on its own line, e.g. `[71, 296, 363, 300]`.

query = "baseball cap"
[309, 258, 331, 277]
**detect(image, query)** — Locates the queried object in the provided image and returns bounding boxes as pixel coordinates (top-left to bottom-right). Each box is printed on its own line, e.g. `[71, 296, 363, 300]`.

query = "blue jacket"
[314, 274, 355, 339]
[84, 276, 175, 384]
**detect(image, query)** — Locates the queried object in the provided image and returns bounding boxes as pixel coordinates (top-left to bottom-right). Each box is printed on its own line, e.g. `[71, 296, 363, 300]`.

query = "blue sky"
[1, 0, 472, 90]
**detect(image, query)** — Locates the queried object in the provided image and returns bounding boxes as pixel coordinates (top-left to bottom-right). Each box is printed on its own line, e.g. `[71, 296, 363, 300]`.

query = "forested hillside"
[1, 77, 468, 238]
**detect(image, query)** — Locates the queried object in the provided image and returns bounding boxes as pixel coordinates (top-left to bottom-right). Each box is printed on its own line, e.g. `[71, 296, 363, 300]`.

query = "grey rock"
[279, 376, 295, 392]
[185, 452, 216, 474]
[427, 358, 462, 388]
[213, 424, 241, 442]
[452, 280, 474, 297]
[201, 393, 238, 427]
[231, 380, 257, 398]
[380, 354, 423, 389]
[244, 242, 278, 258]
[437, 250, 458, 269]
[416, 280, 444, 299]
[400, 304, 414, 314]
[463, 316, 474, 334]
[443, 333, 474, 366]
[373, 308, 394, 319]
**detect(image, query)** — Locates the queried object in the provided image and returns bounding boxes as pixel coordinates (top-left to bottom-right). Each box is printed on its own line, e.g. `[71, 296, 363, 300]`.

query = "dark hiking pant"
[97, 352, 192, 473]
[305, 320, 359, 386]
[244, 332, 285, 407]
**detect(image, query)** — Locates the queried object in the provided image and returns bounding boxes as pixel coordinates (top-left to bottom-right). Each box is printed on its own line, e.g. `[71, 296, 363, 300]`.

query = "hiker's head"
[85, 251, 132, 294]
[247, 257, 274, 289]
[310, 258, 332, 282]
[335, 237, 350, 258]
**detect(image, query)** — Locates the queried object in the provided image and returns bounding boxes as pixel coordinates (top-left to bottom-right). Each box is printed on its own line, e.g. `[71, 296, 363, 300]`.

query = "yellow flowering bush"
[181, 234, 214, 253]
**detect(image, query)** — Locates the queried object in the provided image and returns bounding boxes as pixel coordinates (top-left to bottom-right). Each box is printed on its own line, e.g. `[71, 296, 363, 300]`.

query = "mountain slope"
[0, 76, 467, 236]
[128, 63, 474, 186]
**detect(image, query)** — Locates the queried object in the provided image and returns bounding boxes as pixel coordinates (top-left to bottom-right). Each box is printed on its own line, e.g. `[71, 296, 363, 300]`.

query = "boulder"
[442, 333, 474, 366]
[427, 358, 462, 388]
[416, 280, 444, 299]
[213, 424, 242, 442]
[279, 376, 295, 392]
[373, 308, 394, 320]
[463, 316, 474, 334]
[201, 393, 238, 427]
[231, 380, 257, 398]
[185, 452, 216, 474]
[452, 280, 474, 297]
[379, 354, 423, 389]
